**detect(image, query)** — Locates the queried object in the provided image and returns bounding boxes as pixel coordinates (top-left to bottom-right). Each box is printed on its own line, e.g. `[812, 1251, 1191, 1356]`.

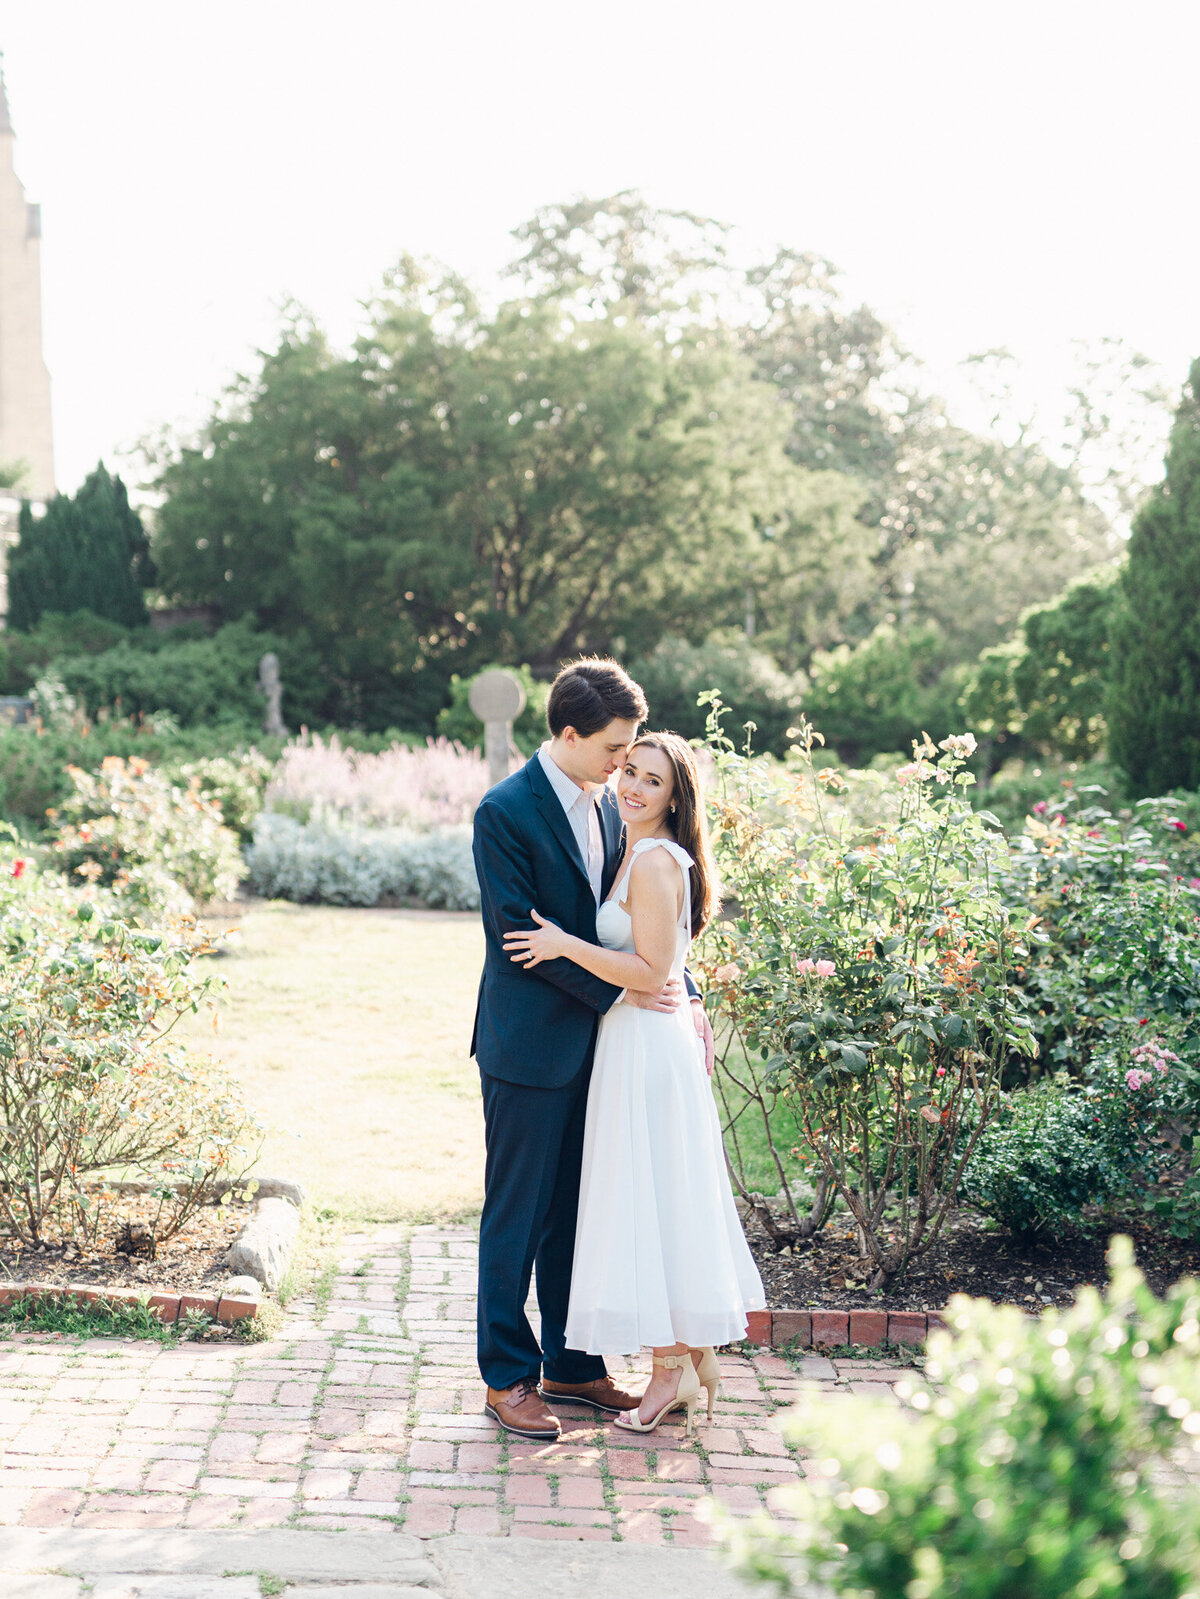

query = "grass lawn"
[187, 899, 486, 1223]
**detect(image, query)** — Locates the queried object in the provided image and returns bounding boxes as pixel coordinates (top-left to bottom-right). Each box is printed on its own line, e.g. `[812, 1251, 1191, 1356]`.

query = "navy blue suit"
[471, 754, 628, 1389]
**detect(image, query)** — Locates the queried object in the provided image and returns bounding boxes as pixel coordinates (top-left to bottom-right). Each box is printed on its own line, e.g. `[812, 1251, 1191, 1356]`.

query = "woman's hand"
[503, 910, 571, 969]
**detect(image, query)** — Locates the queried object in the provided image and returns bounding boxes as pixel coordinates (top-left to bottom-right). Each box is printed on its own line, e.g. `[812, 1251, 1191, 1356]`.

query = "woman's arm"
[503, 850, 682, 992]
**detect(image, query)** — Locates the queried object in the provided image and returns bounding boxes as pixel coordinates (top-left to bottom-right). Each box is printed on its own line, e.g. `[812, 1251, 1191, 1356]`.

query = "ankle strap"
[653, 1354, 688, 1370]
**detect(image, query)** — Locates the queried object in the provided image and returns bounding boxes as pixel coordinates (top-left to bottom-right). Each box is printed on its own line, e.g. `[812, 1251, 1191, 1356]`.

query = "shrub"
[245, 812, 479, 910]
[0, 609, 131, 695]
[630, 631, 804, 755]
[0, 686, 285, 836]
[962, 567, 1120, 764]
[49, 756, 246, 913]
[436, 665, 550, 756]
[263, 732, 486, 830]
[52, 618, 329, 730]
[961, 1081, 1110, 1239]
[721, 1238, 1200, 1598]
[1000, 792, 1200, 1074]
[802, 622, 968, 764]
[972, 757, 1128, 834]
[0, 857, 262, 1248]
[702, 709, 1037, 1288]
[162, 750, 274, 844]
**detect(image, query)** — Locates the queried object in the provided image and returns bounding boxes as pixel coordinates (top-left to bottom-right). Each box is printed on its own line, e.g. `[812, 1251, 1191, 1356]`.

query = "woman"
[503, 732, 764, 1434]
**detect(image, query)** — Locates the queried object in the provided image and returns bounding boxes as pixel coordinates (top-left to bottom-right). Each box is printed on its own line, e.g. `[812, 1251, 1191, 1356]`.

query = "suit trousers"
[477, 1064, 609, 1391]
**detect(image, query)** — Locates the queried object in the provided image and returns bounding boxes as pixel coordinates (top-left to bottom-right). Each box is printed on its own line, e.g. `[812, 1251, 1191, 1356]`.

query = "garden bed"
[0, 1195, 257, 1326]
[746, 1206, 1200, 1317]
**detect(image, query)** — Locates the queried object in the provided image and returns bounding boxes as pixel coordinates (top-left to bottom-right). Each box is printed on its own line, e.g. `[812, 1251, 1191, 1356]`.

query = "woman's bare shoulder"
[628, 844, 685, 898]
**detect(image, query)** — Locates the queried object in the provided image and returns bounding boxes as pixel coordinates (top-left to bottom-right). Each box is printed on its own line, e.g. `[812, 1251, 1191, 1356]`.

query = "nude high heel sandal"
[613, 1354, 702, 1436]
[691, 1347, 721, 1421]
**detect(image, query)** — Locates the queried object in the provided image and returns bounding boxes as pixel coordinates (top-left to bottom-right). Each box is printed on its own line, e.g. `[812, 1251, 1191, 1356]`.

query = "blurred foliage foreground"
[719, 1239, 1200, 1598]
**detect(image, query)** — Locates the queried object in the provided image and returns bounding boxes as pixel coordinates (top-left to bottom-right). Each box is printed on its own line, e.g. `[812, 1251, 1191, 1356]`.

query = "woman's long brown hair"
[629, 731, 719, 937]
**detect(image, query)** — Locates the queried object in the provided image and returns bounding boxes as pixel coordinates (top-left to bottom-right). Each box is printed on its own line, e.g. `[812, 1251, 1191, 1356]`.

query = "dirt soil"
[0, 1196, 243, 1295]
[748, 1207, 1200, 1312]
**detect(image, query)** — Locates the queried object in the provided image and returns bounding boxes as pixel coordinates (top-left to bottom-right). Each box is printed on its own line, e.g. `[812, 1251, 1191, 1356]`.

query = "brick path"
[0, 1225, 907, 1548]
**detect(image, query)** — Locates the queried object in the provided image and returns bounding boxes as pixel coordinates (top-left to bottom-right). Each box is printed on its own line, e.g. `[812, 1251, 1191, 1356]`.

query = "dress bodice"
[595, 837, 693, 975]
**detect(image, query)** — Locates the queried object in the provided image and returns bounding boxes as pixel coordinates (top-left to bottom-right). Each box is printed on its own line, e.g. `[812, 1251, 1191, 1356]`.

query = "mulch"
[0, 1195, 242, 1296]
[747, 1207, 1200, 1313]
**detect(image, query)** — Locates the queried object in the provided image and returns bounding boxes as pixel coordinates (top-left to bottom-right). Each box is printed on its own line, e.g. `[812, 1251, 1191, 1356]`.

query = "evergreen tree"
[1108, 361, 1200, 795]
[7, 463, 154, 630]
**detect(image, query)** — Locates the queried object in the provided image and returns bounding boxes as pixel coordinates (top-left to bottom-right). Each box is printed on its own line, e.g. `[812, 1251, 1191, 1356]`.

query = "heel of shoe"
[684, 1394, 699, 1436]
[691, 1347, 721, 1423]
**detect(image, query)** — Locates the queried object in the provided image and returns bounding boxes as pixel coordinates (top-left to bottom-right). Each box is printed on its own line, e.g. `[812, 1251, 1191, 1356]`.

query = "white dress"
[565, 837, 766, 1355]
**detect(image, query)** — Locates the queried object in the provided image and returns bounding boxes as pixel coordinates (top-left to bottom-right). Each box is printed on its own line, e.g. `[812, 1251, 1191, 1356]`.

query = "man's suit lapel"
[525, 753, 593, 895]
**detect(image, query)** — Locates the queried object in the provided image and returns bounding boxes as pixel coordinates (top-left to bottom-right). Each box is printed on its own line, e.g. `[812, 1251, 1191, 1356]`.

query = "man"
[470, 657, 712, 1440]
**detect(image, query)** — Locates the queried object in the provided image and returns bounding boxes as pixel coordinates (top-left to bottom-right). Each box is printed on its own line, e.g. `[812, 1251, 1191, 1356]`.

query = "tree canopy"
[1108, 360, 1200, 795]
[148, 194, 1121, 734]
[7, 464, 154, 631]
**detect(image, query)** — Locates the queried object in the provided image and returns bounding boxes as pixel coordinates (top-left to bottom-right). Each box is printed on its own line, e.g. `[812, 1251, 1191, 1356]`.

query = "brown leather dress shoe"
[484, 1379, 561, 1441]
[540, 1375, 643, 1413]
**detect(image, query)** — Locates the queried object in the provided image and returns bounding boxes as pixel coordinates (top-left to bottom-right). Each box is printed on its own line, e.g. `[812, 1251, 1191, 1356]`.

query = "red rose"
[11, 859, 25, 879]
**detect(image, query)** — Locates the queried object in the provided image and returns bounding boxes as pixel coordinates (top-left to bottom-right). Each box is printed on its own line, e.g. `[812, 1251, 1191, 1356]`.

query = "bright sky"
[2, 0, 1198, 495]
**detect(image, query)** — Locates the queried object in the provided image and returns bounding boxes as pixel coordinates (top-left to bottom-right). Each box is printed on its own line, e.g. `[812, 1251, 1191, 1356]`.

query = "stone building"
[0, 61, 55, 616]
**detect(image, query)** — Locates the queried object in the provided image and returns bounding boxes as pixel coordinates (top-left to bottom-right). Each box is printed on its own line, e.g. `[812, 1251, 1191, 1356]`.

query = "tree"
[739, 248, 908, 485]
[6, 464, 154, 630]
[508, 198, 1113, 661]
[962, 566, 1119, 763]
[150, 198, 1125, 728]
[507, 190, 732, 322]
[871, 408, 1115, 663]
[963, 337, 1175, 534]
[630, 631, 804, 754]
[152, 263, 812, 727]
[802, 623, 968, 762]
[1108, 360, 1200, 795]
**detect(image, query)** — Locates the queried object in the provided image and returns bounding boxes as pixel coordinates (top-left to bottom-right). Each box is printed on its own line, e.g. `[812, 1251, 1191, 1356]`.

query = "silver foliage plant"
[245, 813, 479, 911]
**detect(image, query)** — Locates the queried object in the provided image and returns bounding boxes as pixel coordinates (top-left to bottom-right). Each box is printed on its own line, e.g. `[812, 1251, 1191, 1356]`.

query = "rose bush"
[0, 852, 262, 1248]
[702, 705, 1037, 1288]
[960, 1037, 1183, 1239]
[1000, 791, 1200, 1076]
[163, 750, 274, 844]
[48, 755, 245, 915]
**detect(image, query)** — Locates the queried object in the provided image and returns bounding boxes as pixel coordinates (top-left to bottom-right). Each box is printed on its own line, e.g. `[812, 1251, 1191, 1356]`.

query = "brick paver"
[0, 1224, 909, 1546]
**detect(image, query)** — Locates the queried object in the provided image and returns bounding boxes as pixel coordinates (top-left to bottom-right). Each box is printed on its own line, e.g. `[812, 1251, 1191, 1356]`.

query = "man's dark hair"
[546, 657, 648, 739]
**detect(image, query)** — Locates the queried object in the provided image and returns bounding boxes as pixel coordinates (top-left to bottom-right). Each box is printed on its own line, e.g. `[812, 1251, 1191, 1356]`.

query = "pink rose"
[814, 959, 836, 978]
[796, 957, 815, 974]
[713, 962, 742, 984]
[1033, 801, 1049, 815]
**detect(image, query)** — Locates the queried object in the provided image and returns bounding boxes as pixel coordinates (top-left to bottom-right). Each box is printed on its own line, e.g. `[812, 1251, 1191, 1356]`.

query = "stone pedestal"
[469, 670, 527, 788]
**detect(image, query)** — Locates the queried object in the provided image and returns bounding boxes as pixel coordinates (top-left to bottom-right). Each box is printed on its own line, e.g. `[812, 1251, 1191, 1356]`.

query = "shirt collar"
[538, 742, 592, 814]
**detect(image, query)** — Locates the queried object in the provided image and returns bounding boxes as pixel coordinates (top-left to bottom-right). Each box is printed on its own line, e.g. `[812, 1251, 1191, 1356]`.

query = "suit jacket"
[471, 753, 626, 1089]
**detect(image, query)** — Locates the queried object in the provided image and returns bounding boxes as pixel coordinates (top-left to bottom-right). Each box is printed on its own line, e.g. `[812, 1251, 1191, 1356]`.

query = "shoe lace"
[508, 1379, 537, 1405]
